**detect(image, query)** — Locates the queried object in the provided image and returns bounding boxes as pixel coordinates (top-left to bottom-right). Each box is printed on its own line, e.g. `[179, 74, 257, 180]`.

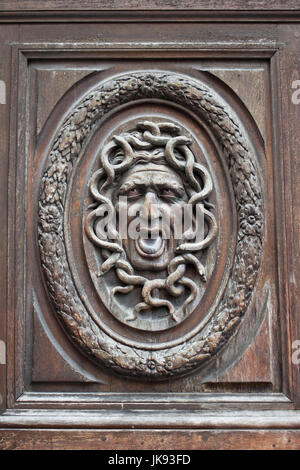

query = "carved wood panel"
[1, 5, 300, 449]
[37, 69, 263, 380]
[22, 57, 277, 393]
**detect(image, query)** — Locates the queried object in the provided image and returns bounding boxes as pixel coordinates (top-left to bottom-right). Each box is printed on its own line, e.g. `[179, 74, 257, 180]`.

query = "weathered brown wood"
[1, 2, 300, 26]
[1, 430, 300, 450]
[1, 409, 300, 429]
[0, 24, 17, 414]
[1, 0, 300, 11]
[276, 24, 300, 407]
[0, 1, 299, 451]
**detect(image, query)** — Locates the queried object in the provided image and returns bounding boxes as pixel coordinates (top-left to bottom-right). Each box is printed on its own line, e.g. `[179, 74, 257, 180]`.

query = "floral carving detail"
[38, 72, 264, 378]
[240, 204, 263, 237]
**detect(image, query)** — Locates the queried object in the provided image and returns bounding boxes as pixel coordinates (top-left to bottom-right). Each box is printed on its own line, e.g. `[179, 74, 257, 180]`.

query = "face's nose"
[140, 191, 161, 221]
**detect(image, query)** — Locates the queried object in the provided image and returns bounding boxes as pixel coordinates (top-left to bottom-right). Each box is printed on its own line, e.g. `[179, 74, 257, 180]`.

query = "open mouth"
[135, 230, 166, 258]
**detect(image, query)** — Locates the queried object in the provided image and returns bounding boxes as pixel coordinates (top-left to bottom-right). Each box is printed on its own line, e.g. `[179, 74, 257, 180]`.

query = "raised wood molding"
[1, 409, 300, 429]
[0, 0, 300, 10]
[1, 2, 300, 23]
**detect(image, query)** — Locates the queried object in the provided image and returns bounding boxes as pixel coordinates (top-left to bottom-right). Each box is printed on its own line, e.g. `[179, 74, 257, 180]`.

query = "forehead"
[121, 165, 184, 186]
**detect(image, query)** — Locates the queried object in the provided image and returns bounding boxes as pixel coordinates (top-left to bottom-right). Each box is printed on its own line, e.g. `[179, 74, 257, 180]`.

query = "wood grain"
[0, 1, 299, 451]
[1, 429, 300, 450]
[1, 1, 300, 11]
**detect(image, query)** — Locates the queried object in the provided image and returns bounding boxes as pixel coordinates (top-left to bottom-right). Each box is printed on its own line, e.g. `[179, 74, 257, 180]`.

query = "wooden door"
[0, 1, 300, 450]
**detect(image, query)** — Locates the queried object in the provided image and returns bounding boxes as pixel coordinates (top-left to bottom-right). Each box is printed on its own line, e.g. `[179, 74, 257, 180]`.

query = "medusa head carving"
[85, 121, 217, 327]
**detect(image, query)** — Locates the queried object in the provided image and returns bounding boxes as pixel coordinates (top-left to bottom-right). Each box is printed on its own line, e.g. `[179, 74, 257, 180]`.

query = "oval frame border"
[38, 71, 263, 378]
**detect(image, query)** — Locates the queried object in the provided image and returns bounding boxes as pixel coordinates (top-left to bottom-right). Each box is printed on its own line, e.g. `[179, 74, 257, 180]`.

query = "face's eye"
[160, 188, 176, 198]
[127, 187, 141, 198]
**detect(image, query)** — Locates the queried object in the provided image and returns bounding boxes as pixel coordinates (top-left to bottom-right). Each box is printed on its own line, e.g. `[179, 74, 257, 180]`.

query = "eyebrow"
[154, 182, 185, 193]
[118, 179, 185, 196]
[118, 180, 147, 193]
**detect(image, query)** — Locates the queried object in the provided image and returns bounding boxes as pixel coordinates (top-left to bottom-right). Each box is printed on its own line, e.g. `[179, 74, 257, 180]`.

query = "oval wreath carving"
[38, 71, 263, 378]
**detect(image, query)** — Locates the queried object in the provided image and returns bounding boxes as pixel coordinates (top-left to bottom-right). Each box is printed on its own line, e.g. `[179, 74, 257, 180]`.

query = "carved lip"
[135, 228, 166, 258]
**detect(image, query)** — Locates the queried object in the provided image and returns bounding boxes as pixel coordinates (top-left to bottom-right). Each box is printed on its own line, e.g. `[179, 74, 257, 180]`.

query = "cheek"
[116, 200, 143, 221]
[160, 201, 186, 222]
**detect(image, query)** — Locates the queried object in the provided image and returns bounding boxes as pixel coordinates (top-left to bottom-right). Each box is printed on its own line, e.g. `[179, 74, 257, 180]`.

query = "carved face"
[85, 120, 218, 325]
[114, 163, 189, 271]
